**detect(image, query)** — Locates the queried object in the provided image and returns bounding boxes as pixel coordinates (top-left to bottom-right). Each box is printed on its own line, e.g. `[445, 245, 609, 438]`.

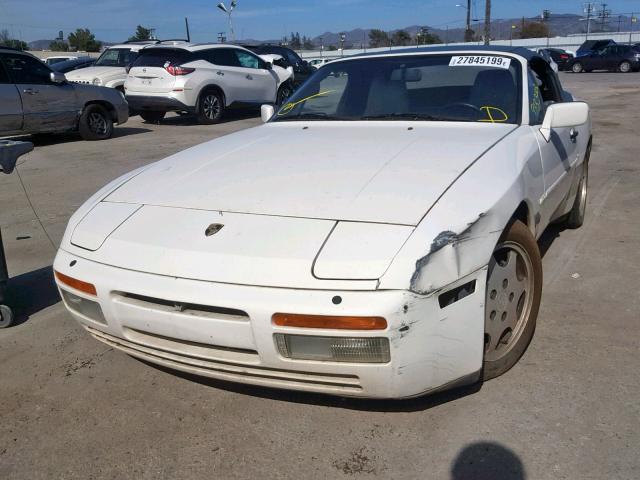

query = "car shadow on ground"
[450, 441, 526, 480]
[21, 127, 153, 147]
[148, 108, 261, 127]
[5, 266, 60, 327]
[138, 359, 483, 412]
[537, 222, 567, 258]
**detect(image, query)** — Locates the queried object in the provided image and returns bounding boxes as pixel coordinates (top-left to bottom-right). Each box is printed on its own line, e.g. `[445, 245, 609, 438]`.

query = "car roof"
[139, 43, 253, 53]
[348, 45, 538, 61]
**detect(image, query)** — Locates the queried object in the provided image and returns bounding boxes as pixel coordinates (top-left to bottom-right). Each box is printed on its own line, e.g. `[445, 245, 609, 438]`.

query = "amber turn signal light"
[272, 313, 387, 330]
[54, 271, 97, 296]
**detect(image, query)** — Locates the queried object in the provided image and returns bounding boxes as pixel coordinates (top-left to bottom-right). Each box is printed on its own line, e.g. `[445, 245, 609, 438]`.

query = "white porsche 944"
[54, 47, 591, 399]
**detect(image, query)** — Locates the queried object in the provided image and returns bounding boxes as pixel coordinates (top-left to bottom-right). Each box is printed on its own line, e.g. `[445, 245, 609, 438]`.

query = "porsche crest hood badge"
[205, 223, 224, 237]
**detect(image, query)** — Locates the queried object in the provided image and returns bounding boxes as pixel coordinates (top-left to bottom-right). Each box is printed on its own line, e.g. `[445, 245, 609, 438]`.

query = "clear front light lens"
[61, 289, 106, 324]
[274, 334, 390, 363]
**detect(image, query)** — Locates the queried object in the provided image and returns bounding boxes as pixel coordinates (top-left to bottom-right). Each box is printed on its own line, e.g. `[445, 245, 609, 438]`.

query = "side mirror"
[261, 104, 275, 123]
[50, 71, 66, 84]
[0, 140, 34, 175]
[264, 62, 273, 70]
[540, 102, 589, 142]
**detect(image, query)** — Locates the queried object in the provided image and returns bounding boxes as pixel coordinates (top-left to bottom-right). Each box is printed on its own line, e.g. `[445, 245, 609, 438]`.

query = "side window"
[3, 53, 53, 85]
[527, 70, 544, 125]
[0, 57, 11, 84]
[234, 50, 264, 69]
[206, 49, 240, 67]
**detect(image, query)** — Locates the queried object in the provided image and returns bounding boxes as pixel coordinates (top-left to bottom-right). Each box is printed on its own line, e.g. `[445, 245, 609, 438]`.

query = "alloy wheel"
[484, 241, 535, 362]
[203, 94, 221, 120]
[88, 112, 108, 135]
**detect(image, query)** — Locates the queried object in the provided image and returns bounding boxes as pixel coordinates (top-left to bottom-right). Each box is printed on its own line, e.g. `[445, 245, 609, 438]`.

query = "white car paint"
[44, 55, 78, 65]
[65, 42, 154, 90]
[124, 44, 293, 112]
[54, 48, 592, 399]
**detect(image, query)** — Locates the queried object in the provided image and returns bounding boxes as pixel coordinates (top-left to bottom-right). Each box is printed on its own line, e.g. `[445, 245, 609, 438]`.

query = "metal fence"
[299, 30, 640, 60]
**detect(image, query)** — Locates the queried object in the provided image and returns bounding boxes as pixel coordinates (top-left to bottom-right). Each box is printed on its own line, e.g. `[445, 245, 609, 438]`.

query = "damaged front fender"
[378, 127, 543, 295]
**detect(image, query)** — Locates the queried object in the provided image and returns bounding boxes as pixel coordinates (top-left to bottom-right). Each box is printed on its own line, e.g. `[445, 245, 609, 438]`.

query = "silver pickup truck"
[0, 47, 128, 141]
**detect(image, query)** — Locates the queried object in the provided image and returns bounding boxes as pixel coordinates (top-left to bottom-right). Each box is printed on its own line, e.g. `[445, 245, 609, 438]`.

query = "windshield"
[95, 48, 138, 67]
[273, 54, 521, 124]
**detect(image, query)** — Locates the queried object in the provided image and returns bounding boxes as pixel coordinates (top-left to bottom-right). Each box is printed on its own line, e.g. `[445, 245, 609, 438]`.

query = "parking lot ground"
[1, 74, 639, 479]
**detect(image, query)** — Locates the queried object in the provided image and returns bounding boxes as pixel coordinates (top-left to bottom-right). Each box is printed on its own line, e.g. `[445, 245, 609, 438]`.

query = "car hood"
[107, 122, 516, 226]
[66, 66, 124, 81]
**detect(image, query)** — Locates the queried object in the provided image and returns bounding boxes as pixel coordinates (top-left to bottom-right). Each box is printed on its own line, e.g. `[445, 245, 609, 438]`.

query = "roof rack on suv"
[156, 39, 190, 44]
[123, 40, 161, 45]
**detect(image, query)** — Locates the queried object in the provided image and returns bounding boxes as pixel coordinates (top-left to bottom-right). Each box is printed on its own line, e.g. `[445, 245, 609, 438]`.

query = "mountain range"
[27, 13, 636, 51]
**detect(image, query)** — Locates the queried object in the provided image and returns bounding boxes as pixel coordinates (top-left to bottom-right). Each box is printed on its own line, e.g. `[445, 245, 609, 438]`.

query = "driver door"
[529, 67, 580, 224]
[2, 53, 78, 133]
[0, 55, 23, 133]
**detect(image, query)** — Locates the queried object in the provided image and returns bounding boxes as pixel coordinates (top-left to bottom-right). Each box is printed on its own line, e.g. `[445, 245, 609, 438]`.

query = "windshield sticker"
[449, 56, 511, 69]
[278, 90, 336, 116]
[477, 106, 509, 123]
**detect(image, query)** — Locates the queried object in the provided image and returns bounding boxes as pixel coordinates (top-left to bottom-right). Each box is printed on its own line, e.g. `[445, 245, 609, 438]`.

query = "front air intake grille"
[86, 327, 362, 393]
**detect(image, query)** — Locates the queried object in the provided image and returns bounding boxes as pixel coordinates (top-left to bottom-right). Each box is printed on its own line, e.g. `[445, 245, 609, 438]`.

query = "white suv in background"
[65, 41, 158, 92]
[124, 43, 294, 124]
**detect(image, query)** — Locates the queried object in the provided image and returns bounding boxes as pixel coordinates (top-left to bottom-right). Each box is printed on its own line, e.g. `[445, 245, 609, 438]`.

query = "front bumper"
[125, 94, 194, 113]
[115, 101, 129, 125]
[54, 249, 486, 399]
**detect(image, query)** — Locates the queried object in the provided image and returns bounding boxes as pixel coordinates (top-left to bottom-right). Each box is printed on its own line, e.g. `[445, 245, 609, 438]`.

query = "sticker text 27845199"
[449, 56, 511, 69]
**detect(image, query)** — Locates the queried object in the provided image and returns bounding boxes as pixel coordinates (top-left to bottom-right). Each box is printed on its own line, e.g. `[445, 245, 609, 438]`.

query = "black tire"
[571, 62, 583, 73]
[196, 89, 224, 125]
[619, 61, 632, 73]
[564, 144, 590, 229]
[276, 83, 293, 106]
[483, 220, 542, 381]
[140, 111, 166, 124]
[79, 104, 114, 141]
[0, 304, 14, 328]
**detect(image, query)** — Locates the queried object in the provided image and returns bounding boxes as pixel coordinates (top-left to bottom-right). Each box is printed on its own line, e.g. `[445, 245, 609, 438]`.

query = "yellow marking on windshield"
[478, 106, 509, 123]
[277, 90, 336, 115]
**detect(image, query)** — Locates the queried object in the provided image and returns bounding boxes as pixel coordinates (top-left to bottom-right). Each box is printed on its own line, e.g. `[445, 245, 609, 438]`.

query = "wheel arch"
[81, 100, 117, 123]
[197, 84, 227, 107]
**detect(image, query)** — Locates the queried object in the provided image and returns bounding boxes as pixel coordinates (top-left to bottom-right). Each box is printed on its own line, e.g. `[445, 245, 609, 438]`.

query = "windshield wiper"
[361, 113, 450, 121]
[275, 112, 350, 121]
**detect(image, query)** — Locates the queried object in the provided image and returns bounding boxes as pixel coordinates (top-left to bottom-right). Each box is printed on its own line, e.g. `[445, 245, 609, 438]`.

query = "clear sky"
[1, 0, 639, 43]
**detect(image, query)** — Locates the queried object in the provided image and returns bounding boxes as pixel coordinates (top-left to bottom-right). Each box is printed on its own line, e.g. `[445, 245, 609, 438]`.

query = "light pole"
[630, 14, 637, 44]
[456, 2, 473, 42]
[217, 1, 237, 42]
[484, 0, 491, 45]
[340, 33, 346, 56]
[510, 24, 516, 46]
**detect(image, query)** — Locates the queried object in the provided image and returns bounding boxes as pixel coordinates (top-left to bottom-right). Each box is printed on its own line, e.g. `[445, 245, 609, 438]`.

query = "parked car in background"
[125, 43, 293, 124]
[55, 46, 591, 399]
[535, 49, 558, 72]
[567, 44, 640, 73]
[308, 58, 333, 68]
[51, 56, 96, 74]
[243, 44, 316, 87]
[576, 39, 615, 57]
[537, 48, 574, 71]
[44, 55, 78, 66]
[65, 41, 158, 92]
[0, 47, 128, 140]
